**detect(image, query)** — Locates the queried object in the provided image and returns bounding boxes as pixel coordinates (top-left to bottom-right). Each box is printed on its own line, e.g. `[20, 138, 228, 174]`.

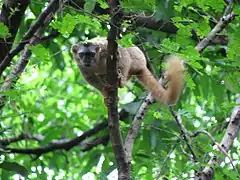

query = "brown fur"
[71, 37, 184, 105]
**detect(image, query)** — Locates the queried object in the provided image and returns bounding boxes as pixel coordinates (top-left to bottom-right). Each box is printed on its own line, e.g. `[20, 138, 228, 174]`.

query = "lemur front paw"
[117, 68, 125, 88]
[104, 96, 119, 107]
[102, 84, 114, 92]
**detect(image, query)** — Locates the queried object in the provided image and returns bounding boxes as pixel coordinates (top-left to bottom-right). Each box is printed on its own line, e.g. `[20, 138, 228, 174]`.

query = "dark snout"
[79, 52, 96, 67]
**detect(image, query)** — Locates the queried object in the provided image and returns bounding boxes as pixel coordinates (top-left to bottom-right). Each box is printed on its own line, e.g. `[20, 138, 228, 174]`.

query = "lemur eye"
[79, 52, 95, 59]
[87, 52, 96, 58]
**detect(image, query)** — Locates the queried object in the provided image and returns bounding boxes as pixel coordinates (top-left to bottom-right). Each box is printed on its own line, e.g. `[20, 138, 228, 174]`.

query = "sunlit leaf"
[0, 23, 10, 38]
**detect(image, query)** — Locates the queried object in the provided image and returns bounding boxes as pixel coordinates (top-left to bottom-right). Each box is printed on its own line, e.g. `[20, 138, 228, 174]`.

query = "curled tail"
[137, 56, 184, 105]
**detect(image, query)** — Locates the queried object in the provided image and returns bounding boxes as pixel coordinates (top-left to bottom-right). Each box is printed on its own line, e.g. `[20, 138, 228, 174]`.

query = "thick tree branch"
[106, 1, 130, 180]
[123, 13, 178, 34]
[0, 0, 61, 76]
[1, 121, 108, 155]
[0, 108, 131, 155]
[0, 0, 30, 64]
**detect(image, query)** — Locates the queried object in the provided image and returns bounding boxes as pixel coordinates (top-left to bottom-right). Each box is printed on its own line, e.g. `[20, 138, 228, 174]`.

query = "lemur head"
[71, 42, 101, 68]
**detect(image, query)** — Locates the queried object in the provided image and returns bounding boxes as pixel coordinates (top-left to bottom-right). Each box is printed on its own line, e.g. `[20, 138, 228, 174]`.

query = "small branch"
[0, 107, 130, 154]
[155, 142, 178, 180]
[0, 133, 44, 146]
[125, 78, 161, 163]
[169, 107, 197, 161]
[125, 0, 235, 168]
[0, 0, 61, 76]
[195, 2, 235, 52]
[81, 135, 109, 152]
[189, 130, 238, 173]
[39, 31, 60, 42]
[1, 121, 108, 155]
[0, 0, 62, 109]
[195, 98, 240, 180]
[0, 0, 30, 63]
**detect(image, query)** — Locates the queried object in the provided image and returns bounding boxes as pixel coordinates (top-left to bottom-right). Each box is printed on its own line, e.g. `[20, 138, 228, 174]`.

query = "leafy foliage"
[0, 0, 239, 179]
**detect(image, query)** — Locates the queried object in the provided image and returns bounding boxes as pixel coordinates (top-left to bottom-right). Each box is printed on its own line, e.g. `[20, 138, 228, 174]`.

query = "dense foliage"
[0, 0, 239, 179]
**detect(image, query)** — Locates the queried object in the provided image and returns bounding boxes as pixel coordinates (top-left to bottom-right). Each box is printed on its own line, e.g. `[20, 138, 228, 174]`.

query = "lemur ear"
[71, 44, 79, 53]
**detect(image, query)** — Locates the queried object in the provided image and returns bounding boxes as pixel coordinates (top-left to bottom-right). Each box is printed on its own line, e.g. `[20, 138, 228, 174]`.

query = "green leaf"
[117, 33, 135, 48]
[185, 72, 196, 89]
[84, 0, 97, 13]
[212, 79, 225, 105]
[0, 161, 28, 177]
[97, 0, 109, 8]
[0, 23, 10, 38]
[196, 17, 211, 38]
[49, 41, 65, 71]
[159, 38, 180, 53]
[227, 39, 240, 60]
[28, 44, 50, 64]
[224, 72, 240, 93]
[175, 24, 193, 46]
[123, 101, 143, 115]
[51, 13, 79, 38]
[0, 88, 32, 97]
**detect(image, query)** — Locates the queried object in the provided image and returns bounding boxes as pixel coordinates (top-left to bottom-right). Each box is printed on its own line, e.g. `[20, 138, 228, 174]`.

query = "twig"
[189, 130, 238, 173]
[169, 107, 197, 161]
[39, 31, 60, 42]
[155, 142, 178, 180]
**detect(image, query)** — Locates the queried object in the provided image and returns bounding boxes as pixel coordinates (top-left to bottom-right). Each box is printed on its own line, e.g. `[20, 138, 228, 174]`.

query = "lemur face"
[71, 42, 100, 68]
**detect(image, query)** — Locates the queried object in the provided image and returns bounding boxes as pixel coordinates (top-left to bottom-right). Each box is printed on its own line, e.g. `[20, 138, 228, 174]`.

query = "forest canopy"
[0, 0, 239, 179]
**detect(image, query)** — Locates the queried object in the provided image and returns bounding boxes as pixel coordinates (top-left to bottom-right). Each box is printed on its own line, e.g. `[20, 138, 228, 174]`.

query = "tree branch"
[0, 0, 61, 76]
[0, 0, 62, 109]
[0, 133, 44, 146]
[67, 0, 229, 45]
[1, 121, 108, 155]
[125, 0, 235, 172]
[0, 109, 129, 155]
[106, 1, 130, 179]
[195, 97, 240, 180]
[169, 107, 197, 161]
[125, 77, 162, 163]
[0, 0, 30, 64]
[195, 2, 235, 52]
[81, 135, 109, 152]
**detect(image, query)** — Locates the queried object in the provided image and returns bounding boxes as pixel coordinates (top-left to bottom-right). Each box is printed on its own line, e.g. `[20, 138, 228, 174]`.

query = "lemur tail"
[137, 56, 184, 105]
